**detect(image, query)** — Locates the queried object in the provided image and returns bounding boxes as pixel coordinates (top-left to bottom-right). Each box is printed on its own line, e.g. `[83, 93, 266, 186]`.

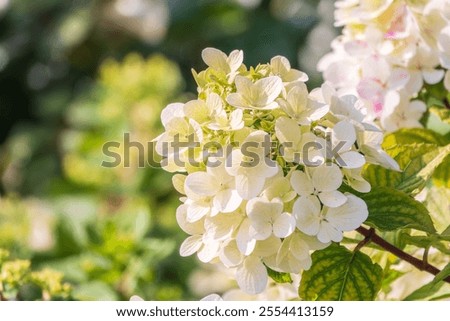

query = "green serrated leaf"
[382, 128, 449, 147]
[432, 154, 450, 188]
[266, 266, 293, 284]
[299, 244, 383, 301]
[360, 187, 436, 233]
[364, 144, 450, 195]
[400, 234, 434, 248]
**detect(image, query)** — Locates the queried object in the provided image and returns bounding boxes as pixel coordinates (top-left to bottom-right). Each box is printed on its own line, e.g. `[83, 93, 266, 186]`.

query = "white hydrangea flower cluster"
[318, 0, 450, 132]
[155, 48, 398, 294]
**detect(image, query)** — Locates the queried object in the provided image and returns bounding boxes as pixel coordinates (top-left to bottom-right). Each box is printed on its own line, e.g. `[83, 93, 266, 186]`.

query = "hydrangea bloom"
[318, 0, 450, 131]
[155, 48, 397, 294]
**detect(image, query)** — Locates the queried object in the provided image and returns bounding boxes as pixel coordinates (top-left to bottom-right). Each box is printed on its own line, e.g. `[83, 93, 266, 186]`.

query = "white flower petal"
[220, 240, 244, 267]
[287, 84, 308, 113]
[270, 55, 290, 76]
[161, 103, 185, 126]
[184, 100, 210, 123]
[445, 71, 450, 92]
[332, 120, 356, 151]
[185, 172, 217, 196]
[306, 100, 330, 122]
[227, 50, 244, 73]
[361, 55, 390, 83]
[317, 221, 343, 243]
[338, 151, 366, 169]
[319, 190, 347, 208]
[350, 178, 372, 193]
[361, 145, 400, 171]
[180, 235, 202, 257]
[275, 116, 301, 146]
[236, 219, 257, 255]
[293, 196, 321, 236]
[289, 233, 311, 261]
[273, 213, 296, 238]
[247, 197, 283, 240]
[253, 236, 281, 257]
[326, 194, 368, 231]
[225, 149, 244, 176]
[202, 47, 229, 73]
[214, 189, 242, 213]
[229, 109, 244, 130]
[226, 93, 250, 109]
[388, 68, 410, 90]
[311, 163, 343, 192]
[201, 294, 223, 301]
[186, 202, 210, 222]
[300, 232, 330, 250]
[197, 240, 220, 263]
[204, 212, 239, 241]
[422, 69, 445, 85]
[290, 170, 314, 196]
[234, 75, 253, 97]
[254, 76, 283, 107]
[236, 257, 268, 295]
[176, 204, 204, 235]
[235, 174, 266, 200]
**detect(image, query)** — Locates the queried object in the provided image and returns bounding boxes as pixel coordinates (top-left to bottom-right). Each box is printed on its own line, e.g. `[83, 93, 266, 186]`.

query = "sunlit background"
[0, 0, 337, 300]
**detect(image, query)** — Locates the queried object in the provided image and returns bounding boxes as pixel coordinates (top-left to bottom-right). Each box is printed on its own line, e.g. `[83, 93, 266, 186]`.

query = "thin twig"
[356, 226, 450, 283]
[354, 227, 375, 252]
[422, 246, 430, 270]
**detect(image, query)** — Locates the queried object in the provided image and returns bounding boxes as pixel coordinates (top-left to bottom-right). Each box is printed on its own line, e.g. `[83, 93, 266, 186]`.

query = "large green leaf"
[404, 263, 450, 301]
[382, 128, 449, 147]
[432, 154, 450, 188]
[360, 187, 436, 233]
[299, 244, 383, 301]
[363, 144, 450, 196]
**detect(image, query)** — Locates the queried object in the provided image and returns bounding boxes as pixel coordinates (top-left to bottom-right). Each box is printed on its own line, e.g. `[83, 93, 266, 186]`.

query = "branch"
[356, 226, 450, 284]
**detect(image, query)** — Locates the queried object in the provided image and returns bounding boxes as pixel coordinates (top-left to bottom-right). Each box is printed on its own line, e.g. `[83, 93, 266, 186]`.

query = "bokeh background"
[0, 0, 338, 300]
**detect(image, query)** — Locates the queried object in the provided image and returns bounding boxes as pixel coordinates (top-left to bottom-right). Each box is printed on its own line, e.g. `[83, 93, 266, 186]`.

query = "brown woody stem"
[356, 226, 450, 283]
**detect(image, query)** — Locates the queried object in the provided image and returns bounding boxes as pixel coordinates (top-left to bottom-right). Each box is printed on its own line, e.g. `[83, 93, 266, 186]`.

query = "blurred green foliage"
[0, 0, 323, 300]
[0, 248, 72, 300]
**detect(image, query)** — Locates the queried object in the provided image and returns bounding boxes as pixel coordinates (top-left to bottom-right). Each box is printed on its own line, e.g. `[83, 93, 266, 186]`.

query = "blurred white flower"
[319, 0, 450, 131]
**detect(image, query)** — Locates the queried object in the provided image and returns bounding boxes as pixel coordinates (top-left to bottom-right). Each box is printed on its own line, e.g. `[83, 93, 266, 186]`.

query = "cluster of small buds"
[318, 0, 450, 132]
[155, 48, 398, 294]
[0, 249, 71, 300]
